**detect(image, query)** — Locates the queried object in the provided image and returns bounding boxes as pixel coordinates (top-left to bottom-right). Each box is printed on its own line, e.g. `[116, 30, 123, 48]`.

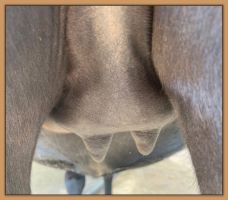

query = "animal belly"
[35, 121, 184, 176]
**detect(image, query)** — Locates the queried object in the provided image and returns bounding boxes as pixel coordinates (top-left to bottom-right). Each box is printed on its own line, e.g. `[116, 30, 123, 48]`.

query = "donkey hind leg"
[152, 6, 222, 194]
[6, 6, 66, 194]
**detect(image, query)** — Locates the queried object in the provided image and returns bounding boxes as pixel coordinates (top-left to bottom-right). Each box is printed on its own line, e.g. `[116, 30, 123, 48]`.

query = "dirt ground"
[31, 147, 200, 195]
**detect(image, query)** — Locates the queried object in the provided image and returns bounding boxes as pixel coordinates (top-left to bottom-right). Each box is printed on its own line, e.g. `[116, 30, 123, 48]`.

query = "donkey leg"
[6, 6, 66, 194]
[152, 6, 222, 194]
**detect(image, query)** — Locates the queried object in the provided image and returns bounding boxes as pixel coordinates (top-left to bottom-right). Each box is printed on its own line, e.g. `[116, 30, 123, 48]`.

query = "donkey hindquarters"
[152, 6, 222, 194]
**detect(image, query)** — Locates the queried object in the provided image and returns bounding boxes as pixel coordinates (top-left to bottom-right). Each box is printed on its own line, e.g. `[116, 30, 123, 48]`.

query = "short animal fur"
[6, 6, 222, 194]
